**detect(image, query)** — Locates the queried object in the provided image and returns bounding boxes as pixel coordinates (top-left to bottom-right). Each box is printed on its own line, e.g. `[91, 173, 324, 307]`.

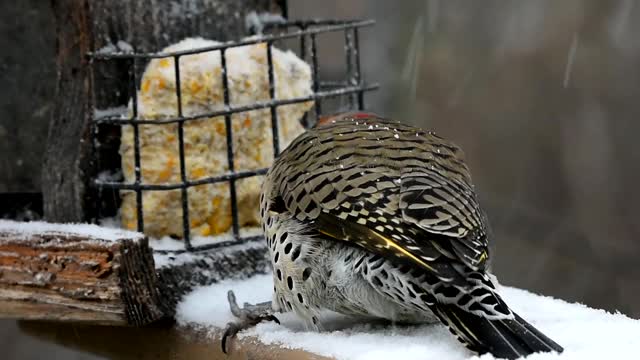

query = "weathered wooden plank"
[0, 220, 163, 325]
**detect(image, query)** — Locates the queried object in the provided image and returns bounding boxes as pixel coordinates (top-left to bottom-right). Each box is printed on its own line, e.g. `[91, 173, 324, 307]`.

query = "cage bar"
[129, 57, 145, 233]
[173, 55, 193, 248]
[344, 29, 355, 109]
[266, 41, 281, 157]
[298, 25, 309, 128]
[309, 33, 321, 120]
[88, 20, 375, 60]
[353, 27, 364, 109]
[92, 85, 377, 125]
[220, 49, 241, 238]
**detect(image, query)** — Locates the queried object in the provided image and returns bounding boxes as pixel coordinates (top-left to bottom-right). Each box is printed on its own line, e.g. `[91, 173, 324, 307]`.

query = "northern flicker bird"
[223, 112, 563, 359]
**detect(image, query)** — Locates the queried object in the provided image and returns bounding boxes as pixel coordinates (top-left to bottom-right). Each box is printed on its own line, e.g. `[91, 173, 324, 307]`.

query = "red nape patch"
[315, 111, 379, 127]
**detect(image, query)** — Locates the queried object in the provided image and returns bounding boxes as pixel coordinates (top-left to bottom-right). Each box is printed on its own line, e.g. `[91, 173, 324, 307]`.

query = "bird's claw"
[221, 290, 278, 354]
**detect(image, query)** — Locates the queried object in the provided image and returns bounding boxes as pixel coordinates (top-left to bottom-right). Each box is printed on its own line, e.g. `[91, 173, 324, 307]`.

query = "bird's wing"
[398, 167, 489, 271]
[271, 116, 489, 284]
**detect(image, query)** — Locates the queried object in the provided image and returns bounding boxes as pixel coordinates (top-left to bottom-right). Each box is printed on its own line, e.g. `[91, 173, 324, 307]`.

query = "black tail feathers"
[430, 302, 564, 359]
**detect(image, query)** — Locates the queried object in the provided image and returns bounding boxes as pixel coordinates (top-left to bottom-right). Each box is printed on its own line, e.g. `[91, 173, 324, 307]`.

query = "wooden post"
[42, 0, 94, 222]
[0, 220, 163, 325]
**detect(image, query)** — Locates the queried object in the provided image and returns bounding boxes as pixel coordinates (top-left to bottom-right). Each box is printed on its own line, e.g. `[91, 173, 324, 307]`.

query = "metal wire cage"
[88, 19, 377, 253]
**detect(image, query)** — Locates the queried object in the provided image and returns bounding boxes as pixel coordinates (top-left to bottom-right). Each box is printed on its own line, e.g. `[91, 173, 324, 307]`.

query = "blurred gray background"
[1, 0, 638, 358]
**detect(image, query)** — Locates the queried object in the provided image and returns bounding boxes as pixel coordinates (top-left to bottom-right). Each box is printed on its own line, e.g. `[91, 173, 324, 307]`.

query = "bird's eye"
[269, 195, 287, 214]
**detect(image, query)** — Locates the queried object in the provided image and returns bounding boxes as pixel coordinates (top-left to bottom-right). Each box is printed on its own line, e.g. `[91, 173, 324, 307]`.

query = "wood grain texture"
[42, 0, 93, 222]
[0, 225, 163, 325]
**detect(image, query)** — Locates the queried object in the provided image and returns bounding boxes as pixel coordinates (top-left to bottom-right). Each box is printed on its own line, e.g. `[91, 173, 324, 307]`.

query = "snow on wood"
[0, 219, 144, 243]
[154, 238, 269, 318]
[0, 219, 162, 325]
[176, 274, 640, 360]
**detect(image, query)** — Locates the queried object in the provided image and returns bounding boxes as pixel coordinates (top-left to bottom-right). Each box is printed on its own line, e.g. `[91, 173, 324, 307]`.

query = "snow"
[176, 274, 640, 360]
[244, 11, 286, 34]
[0, 219, 144, 242]
[95, 40, 134, 55]
[148, 226, 263, 251]
[93, 106, 128, 120]
[153, 237, 265, 268]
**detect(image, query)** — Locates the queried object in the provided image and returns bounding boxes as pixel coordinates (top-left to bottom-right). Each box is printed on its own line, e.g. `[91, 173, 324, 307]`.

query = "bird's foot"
[221, 290, 279, 354]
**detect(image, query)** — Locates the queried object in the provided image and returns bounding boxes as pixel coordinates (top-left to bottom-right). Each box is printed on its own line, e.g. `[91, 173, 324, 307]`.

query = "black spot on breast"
[312, 316, 318, 325]
[287, 276, 294, 290]
[327, 270, 332, 278]
[277, 269, 282, 281]
[368, 254, 382, 264]
[344, 254, 352, 263]
[363, 266, 368, 275]
[280, 232, 288, 243]
[407, 287, 417, 298]
[302, 267, 312, 281]
[274, 252, 280, 263]
[291, 245, 301, 261]
[297, 293, 304, 303]
[379, 269, 388, 279]
[354, 255, 366, 269]
[286, 300, 293, 310]
[372, 276, 383, 287]
[284, 243, 293, 254]
[269, 195, 287, 214]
